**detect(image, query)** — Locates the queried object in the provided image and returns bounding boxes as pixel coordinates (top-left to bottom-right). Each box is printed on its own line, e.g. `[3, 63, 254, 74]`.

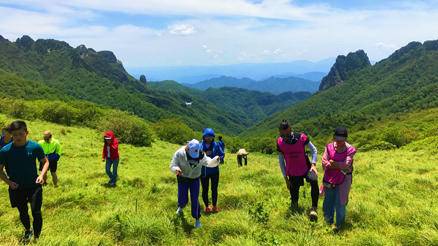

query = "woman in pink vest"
[321, 127, 357, 231]
[277, 120, 319, 221]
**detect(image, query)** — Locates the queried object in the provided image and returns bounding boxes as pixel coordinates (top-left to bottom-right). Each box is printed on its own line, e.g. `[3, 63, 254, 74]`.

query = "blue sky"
[0, 0, 437, 67]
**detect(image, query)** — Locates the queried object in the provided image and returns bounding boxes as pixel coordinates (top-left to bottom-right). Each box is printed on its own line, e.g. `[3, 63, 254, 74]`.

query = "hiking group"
[0, 119, 356, 242]
[169, 121, 356, 231]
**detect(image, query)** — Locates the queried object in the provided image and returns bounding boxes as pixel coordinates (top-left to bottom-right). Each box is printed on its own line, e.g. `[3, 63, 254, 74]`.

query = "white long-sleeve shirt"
[170, 147, 220, 179]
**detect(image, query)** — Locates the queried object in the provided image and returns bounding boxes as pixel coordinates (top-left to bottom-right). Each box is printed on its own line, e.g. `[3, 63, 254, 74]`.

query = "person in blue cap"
[200, 128, 224, 213]
[170, 139, 220, 228]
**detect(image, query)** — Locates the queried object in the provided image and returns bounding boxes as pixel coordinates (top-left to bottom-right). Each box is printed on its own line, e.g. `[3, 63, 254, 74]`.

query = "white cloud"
[168, 24, 196, 36]
[0, 1, 438, 67]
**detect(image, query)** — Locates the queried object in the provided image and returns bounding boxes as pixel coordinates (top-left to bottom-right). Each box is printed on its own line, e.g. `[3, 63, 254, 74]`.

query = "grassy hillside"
[0, 115, 436, 245]
[0, 35, 310, 135]
[242, 40, 438, 139]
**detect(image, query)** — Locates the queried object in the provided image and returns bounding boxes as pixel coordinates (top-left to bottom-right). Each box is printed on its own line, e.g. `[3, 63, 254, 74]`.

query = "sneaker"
[176, 207, 183, 216]
[332, 224, 339, 233]
[309, 207, 318, 222]
[290, 203, 299, 212]
[204, 206, 212, 213]
[194, 219, 202, 228]
[21, 230, 32, 244]
[212, 206, 221, 213]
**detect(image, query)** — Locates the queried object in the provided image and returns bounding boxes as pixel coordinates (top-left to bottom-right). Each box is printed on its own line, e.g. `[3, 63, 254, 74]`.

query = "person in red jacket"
[102, 131, 119, 187]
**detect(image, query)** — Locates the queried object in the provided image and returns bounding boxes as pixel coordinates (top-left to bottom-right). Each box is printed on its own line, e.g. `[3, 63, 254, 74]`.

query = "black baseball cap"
[334, 127, 348, 140]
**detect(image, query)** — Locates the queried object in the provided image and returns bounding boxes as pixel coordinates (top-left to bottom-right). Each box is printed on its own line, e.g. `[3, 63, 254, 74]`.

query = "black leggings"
[15, 187, 43, 238]
[200, 173, 219, 207]
[237, 155, 247, 166]
[288, 176, 319, 208]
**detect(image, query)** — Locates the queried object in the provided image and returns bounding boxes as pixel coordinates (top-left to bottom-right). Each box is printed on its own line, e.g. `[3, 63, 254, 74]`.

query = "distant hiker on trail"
[321, 127, 357, 231]
[200, 128, 224, 213]
[38, 131, 62, 187]
[102, 130, 119, 187]
[236, 148, 249, 167]
[1, 126, 12, 148]
[0, 121, 49, 242]
[170, 139, 220, 228]
[277, 120, 319, 221]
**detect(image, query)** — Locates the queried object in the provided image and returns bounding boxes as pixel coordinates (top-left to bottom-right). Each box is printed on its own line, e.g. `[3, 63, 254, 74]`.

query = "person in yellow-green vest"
[38, 131, 62, 187]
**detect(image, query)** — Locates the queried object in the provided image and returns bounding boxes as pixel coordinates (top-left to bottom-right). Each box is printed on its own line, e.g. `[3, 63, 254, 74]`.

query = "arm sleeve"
[278, 152, 286, 177]
[321, 147, 331, 170]
[0, 150, 5, 165]
[214, 143, 225, 158]
[307, 141, 318, 164]
[170, 152, 181, 173]
[56, 141, 62, 156]
[36, 145, 46, 162]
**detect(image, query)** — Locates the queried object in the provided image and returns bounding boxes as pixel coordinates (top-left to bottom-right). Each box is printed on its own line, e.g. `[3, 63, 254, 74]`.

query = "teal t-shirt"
[0, 141, 45, 188]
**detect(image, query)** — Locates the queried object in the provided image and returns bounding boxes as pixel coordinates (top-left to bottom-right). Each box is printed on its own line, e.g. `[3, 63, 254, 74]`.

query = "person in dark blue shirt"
[0, 121, 49, 242]
[200, 128, 224, 213]
[0, 126, 12, 148]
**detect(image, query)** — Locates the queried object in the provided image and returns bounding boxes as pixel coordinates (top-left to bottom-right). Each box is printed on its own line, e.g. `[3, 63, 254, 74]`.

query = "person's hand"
[8, 181, 18, 190]
[310, 164, 318, 175]
[176, 170, 182, 176]
[36, 175, 45, 185]
[102, 159, 105, 162]
[329, 160, 339, 169]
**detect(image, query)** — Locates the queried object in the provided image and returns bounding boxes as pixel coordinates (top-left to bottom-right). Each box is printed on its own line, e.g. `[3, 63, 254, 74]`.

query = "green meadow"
[0, 114, 437, 245]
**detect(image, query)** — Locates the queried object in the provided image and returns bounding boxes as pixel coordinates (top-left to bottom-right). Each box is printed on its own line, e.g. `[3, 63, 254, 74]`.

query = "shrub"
[248, 137, 276, 154]
[358, 141, 397, 152]
[153, 118, 195, 145]
[41, 101, 78, 126]
[382, 127, 417, 148]
[99, 112, 153, 147]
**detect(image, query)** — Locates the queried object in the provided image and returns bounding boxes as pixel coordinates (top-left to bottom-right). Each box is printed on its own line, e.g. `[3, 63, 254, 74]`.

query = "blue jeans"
[177, 176, 201, 219]
[105, 159, 119, 184]
[323, 186, 346, 227]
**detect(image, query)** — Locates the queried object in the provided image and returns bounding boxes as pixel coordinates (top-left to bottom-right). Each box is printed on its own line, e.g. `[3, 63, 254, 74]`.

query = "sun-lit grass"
[0, 114, 437, 245]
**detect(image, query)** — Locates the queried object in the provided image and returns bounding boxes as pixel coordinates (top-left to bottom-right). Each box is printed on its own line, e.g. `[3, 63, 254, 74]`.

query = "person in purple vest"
[277, 120, 319, 221]
[321, 127, 356, 231]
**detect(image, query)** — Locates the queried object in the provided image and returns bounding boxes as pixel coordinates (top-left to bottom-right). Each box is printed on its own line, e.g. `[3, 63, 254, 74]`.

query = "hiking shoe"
[212, 206, 221, 213]
[194, 219, 202, 228]
[176, 207, 183, 216]
[309, 207, 318, 222]
[21, 230, 32, 244]
[290, 203, 299, 212]
[204, 206, 212, 213]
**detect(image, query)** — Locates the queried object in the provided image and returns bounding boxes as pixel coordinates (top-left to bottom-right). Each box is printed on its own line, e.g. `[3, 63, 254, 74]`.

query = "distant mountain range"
[242, 39, 438, 139]
[185, 75, 320, 94]
[0, 35, 311, 134]
[128, 59, 333, 83]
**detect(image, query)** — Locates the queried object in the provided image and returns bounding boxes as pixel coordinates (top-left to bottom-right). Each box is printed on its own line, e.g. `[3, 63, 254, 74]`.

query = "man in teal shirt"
[0, 121, 49, 242]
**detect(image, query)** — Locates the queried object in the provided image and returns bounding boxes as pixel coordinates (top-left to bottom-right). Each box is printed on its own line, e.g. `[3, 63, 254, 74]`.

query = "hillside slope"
[242, 40, 438, 138]
[0, 35, 308, 134]
[0, 115, 436, 245]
